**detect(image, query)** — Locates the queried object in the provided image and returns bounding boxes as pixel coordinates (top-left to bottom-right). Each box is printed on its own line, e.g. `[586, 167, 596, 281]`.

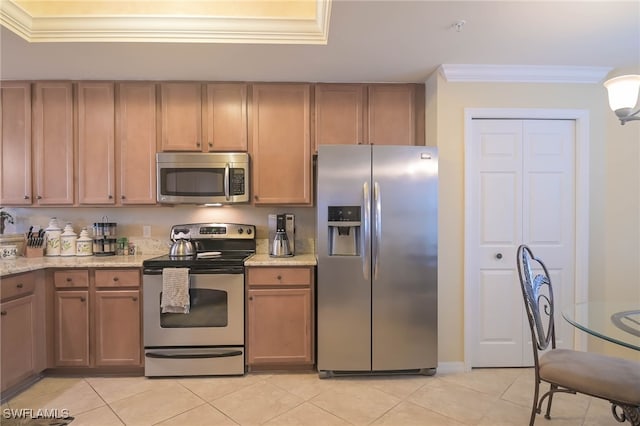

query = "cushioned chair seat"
[540, 349, 640, 406]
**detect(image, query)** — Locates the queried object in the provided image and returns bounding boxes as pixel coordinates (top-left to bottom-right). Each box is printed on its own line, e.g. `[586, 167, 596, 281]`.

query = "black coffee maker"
[268, 214, 295, 257]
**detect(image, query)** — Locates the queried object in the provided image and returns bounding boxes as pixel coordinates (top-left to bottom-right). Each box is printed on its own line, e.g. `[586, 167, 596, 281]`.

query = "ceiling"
[1, 1, 638, 83]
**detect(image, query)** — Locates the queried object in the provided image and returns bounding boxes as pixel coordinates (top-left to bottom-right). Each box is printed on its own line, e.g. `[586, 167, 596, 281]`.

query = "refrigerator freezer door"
[317, 145, 372, 371]
[371, 146, 438, 371]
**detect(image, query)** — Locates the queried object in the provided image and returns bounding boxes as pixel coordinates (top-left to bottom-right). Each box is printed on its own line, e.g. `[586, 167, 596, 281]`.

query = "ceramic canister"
[45, 217, 62, 256]
[60, 223, 77, 257]
[76, 228, 93, 256]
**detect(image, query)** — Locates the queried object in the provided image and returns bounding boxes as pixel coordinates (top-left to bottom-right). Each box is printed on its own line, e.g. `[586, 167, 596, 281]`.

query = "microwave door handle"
[224, 163, 230, 201]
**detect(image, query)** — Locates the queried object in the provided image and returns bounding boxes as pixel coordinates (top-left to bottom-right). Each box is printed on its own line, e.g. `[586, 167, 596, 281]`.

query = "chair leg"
[529, 379, 541, 426]
[544, 384, 557, 420]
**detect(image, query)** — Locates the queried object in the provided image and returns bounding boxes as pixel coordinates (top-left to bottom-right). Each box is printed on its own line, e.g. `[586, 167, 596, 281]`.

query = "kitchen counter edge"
[1, 253, 317, 277]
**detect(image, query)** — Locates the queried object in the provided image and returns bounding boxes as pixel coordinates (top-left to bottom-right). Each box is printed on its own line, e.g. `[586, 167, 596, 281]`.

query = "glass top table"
[562, 302, 640, 351]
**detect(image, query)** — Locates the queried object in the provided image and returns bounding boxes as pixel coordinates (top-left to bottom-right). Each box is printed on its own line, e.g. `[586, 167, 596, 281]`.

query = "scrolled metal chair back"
[517, 245, 555, 351]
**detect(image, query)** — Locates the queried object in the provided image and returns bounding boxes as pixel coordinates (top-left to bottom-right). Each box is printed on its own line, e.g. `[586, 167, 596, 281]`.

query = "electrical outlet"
[143, 225, 151, 238]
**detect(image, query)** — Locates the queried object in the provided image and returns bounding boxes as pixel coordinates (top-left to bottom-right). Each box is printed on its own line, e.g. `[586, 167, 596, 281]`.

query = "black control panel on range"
[170, 223, 255, 241]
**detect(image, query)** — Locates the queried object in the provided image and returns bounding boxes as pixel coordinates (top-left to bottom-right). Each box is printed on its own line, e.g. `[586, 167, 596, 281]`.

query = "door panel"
[371, 146, 438, 370]
[317, 145, 372, 371]
[471, 119, 575, 367]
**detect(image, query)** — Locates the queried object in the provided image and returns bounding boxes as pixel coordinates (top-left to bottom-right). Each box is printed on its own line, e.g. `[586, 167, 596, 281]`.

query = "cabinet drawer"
[1, 272, 36, 300]
[247, 267, 312, 287]
[53, 270, 89, 288]
[95, 269, 140, 288]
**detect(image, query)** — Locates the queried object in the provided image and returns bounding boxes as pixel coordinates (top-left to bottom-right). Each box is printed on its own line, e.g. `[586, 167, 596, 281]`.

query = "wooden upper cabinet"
[77, 82, 116, 204]
[204, 83, 248, 152]
[116, 83, 157, 205]
[367, 84, 419, 146]
[0, 82, 32, 205]
[159, 83, 202, 151]
[32, 82, 74, 205]
[314, 83, 424, 150]
[250, 84, 312, 205]
[314, 84, 365, 150]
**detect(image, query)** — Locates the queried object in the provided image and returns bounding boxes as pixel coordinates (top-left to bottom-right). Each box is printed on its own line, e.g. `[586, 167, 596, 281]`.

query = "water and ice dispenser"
[327, 206, 361, 256]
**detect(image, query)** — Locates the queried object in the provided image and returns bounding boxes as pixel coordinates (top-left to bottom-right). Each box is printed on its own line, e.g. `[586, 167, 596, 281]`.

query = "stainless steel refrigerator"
[316, 145, 438, 377]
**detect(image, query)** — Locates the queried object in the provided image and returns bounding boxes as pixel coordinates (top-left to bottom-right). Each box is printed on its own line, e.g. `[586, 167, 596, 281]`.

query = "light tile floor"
[3, 368, 624, 425]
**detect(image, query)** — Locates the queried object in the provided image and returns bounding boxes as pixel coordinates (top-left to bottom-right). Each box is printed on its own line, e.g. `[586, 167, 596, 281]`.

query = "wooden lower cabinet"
[53, 268, 142, 369]
[94, 290, 140, 366]
[246, 266, 314, 368]
[54, 290, 90, 367]
[0, 271, 46, 393]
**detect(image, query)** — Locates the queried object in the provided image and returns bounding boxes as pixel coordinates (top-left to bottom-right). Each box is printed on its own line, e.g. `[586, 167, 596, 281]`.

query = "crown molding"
[439, 64, 612, 84]
[0, 0, 332, 44]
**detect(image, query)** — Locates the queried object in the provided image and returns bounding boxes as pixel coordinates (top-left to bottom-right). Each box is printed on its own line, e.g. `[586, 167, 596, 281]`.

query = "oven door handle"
[143, 267, 244, 275]
[145, 350, 243, 359]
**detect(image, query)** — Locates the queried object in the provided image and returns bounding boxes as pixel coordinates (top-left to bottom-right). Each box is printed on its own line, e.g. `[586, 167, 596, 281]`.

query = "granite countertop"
[1, 252, 317, 277]
[244, 253, 317, 267]
[0, 255, 155, 277]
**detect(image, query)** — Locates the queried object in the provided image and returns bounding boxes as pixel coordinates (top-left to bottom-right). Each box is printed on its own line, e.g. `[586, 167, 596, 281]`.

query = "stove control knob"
[237, 228, 244, 234]
[246, 228, 252, 235]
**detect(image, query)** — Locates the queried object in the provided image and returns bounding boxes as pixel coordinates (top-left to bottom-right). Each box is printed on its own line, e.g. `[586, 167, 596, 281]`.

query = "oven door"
[143, 271, 244, 347]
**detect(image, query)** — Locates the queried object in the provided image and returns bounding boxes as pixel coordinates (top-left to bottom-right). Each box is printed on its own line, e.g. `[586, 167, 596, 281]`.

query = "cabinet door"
[0, 82, 32, 205]
[116, 83, 157, 204]
[247, 288, 312, 365]
[367, 84, 416, 146]
[160, 83, 202, 151]
[1, 295, 35, 391]
[204, 83, 247, 152]
[314, 84, 365, 151]
[54, 290, 89, 367]
[95, 290, 141, 366]
[77, 82, 116, 204]
[250, 84, 312, 205]
[32, 82, 74, 205]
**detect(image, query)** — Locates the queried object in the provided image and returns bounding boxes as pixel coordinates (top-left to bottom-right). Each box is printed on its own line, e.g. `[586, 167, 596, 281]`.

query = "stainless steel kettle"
[169, 238, 195, 258]
[271, 230, 292, 257]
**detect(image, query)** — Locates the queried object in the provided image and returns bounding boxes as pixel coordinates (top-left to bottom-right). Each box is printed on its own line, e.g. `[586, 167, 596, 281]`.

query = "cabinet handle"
[80, 297, 86, 302]
[1, 311, 7, 316]
[16, 283, 23, 288]
[24, 195, 29, 200]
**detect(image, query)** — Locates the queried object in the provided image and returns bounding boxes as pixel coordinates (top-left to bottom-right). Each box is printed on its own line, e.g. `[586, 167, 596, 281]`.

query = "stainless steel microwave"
[156, 152, 249, 205]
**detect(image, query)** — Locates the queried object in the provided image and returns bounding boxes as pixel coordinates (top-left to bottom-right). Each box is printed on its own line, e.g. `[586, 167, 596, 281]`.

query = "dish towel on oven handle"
[161, 268, 190, 314]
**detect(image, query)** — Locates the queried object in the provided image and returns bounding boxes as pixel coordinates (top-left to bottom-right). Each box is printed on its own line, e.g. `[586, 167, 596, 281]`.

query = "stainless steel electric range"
[142, 223, 255, 377]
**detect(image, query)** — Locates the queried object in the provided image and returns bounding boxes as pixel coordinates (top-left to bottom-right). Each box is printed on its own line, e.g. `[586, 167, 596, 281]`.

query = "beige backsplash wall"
[5, 205, 317, 254]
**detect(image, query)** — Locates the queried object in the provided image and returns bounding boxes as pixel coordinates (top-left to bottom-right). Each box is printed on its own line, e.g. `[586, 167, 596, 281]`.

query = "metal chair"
[516, 244, 640, 425]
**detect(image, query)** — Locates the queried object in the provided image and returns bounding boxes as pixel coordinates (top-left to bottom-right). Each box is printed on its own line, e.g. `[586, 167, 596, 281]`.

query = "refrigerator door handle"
[374, 181, 381, 280]
[363, 181, 371, 280]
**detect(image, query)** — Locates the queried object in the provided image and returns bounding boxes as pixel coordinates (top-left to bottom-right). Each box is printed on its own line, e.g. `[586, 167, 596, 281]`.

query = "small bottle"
[45, 217, 62, 257]
[60, 223, 77, 257]
[76, 228, 93, 257]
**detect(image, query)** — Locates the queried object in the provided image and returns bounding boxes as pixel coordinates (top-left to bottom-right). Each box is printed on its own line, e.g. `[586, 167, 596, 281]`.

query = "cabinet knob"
[1, 311, 7, 316]
[113, 277, 119, 282]
[196, 142, 201, 147]
[16, 283, 23, 288]
[276, 275, 282, 280]
[37, 195, 42, 200]
[208, 142, 213, 148]
[108, 195, 113, 199]
[254, 195, 259, 201]
[249, 296, 253, 301]
[80, 297, 86, 302]
[121, 195, 126, 200]
[24, 195, 29, 200]
[132, 297, 138, 301]
[495, 253, 503, 260]
[66, 278, 72, 282]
